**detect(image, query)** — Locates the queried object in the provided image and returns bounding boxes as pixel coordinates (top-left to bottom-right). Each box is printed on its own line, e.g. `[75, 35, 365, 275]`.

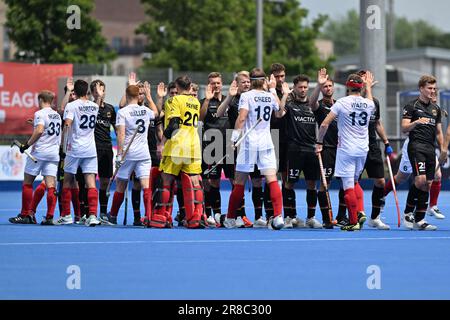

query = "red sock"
[354, 182, 364, 213]
[21, 184, 33, 216]
[344, 188, 358, 224]
[143, 188, 152, 220]
[46, 187, 57, 218]
[110, 192, 124, 217]
[268, 181, 283, 217]
[71, 188, 81, 218]
[227, 184, 244, 218]
[384, 178, 394, 196]
[429, 180, 441, 208]
[61, 188, 72, 216]
[30, 182, 46, 214]
[87, 188, 98, 216]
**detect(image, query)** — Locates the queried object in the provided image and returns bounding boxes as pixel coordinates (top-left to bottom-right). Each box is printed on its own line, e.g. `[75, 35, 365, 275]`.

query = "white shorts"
[235, 148, 277, 173]
[335, 149, 367, 178]
[117, 159, 152, 180]
[64, 156, 98, 175]
[399, 138, 412, 174]
[24, 157, 58, 177]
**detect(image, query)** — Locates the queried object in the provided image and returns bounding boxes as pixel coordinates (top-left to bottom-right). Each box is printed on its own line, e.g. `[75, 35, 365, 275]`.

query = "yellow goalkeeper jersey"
[163, 94, 202, 159]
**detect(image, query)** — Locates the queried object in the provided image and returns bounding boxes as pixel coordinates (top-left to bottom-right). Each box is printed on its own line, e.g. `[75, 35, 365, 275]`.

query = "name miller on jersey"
[129, 110, 147, 117]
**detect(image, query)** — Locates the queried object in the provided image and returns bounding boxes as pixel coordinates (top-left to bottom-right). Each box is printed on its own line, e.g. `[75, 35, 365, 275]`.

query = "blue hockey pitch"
[1, 187, 449, 300]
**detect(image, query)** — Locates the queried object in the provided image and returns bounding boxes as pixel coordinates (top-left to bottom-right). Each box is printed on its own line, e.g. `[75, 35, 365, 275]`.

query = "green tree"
[321, 9, 360, 56]
[137, 0, 329, 76]
[5, 0, 115, 63]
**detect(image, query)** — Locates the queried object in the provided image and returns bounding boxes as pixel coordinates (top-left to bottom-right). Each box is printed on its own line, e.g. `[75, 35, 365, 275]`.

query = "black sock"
[405, 184, 419, 214]
[264, 182, 274, 219]
[204, 188, 212, 217]
[307, 189, 317, 219]
[99, 189, 108, 215]
[317, 191, 331, 223]
[371, 186, 385, 220]
[210, 186, 221, 215]
[337, 187, 347, 220]
[414, 188, 429, 222]
[252, 187, 263, 220]
[131, 188, 141, 220]
[237, 198, 246, 217]
[282, 188, 291, 218]
[79, 185, 88, 216]
[176, 185, 185, 218]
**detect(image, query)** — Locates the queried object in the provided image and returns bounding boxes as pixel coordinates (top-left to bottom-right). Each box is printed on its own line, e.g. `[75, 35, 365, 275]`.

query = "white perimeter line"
[1, 236, 450, 246]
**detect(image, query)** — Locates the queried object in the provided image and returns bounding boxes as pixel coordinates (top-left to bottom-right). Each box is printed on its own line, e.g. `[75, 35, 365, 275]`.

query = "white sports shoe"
[413, 219, 437, 231]
[427, 206, 445, 219]
[254, 217, 267, 228]
[54, 215, 73, 225]
[235, 216, 245, 228]
[368, 218, 390, 230]
[76, 215, 87, 225]
[306, 217, 323, 229]
[223, 218, 237, 229]
[284, 217, 294, 229]
[291, 217, 306, 228]
[206, 215, 217, 227]
[403, 212, 414, 230]
[269, 215, 284, 230]
[85, 215, 101, 227]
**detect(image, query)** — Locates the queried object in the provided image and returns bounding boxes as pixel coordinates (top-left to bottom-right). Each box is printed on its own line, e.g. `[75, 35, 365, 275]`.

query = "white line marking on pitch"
[1, 237, 450, 246]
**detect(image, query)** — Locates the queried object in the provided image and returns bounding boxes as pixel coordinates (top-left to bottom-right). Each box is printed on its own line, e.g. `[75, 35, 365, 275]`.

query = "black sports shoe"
[341, 223, 360, 231]
[323, 222, 334, 229]
[335, 217, 350, 227]
[41, 217, 55, 226]
[133, 218, 144, 227]
[9, 214, 36, 224]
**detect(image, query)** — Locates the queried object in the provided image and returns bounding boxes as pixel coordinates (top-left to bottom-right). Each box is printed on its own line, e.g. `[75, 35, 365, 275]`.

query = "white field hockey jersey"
[64, 99, 99, 158]
[238, 89, 279, 150]
[31, 107, 61, 161]
[330, 95, 375, 156]
[116, 104, 155, 161]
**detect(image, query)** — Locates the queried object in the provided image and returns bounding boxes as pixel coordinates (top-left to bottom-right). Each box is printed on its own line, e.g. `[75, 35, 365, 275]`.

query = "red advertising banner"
[0, 62, 73, 135]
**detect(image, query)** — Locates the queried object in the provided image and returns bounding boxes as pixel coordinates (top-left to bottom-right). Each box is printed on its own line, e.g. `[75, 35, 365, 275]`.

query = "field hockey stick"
[123, 179, 129, 226]
[106, 126, 140, 197]
[204, 118, 263, 176]
[11, 140, 37, 163]
[386, 154, 401, 228]
[318, 152, 333, 223]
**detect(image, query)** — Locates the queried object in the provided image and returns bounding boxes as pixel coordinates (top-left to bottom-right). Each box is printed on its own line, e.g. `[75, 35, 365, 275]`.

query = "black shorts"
[249, 165, 263, 179]
[408, 143, 436, 180]
[321, 147, 337, 179]
[97, 148, 113, 179]
[287, 148, 319, 182]
[277, 142, 288, 173]
[364, 146, 385, 179]
[202, 162, 234, 180]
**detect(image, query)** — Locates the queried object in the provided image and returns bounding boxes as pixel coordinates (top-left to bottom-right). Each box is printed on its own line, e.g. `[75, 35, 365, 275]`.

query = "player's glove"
[19, 143, 29, 154]
[115, 155, 124, 170]
[384, 143, 393, 156]
[231, 130, 240, 144]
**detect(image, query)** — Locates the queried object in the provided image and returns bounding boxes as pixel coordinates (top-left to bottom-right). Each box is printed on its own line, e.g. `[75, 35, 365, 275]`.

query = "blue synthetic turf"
[1, 187, 449, 300]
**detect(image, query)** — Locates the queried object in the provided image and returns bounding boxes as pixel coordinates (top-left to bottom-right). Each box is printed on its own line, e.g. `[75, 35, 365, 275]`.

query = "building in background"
[92, 0, 149, 75]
